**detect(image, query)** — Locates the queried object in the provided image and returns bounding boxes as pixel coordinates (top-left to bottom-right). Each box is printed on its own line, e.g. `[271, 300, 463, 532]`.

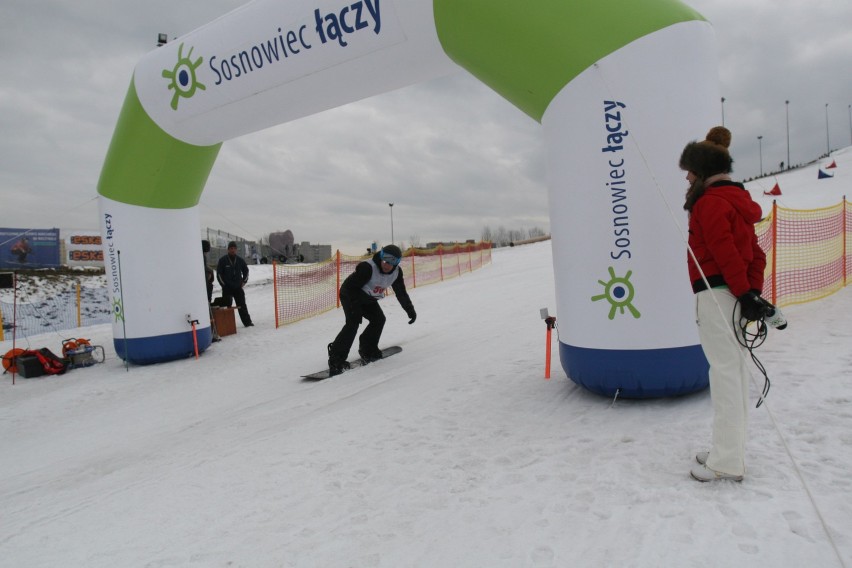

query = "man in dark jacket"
[216, 241, 254, 327]
[327, 244, 416, 375]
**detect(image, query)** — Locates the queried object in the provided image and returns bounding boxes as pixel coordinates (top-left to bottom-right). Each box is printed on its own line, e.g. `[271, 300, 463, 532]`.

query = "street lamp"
[388, 203, 394, 245]
[757, 135, 763, 177]
[848, 104, 851, 146]
[825, 103, 830, 155]
[785, 100, 790, 169]
[721, 97, 726, 126]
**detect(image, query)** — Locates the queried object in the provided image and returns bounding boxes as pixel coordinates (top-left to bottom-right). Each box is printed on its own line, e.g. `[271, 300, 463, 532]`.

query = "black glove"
[406, 307, 416, 324]
[738, 291, 765, 321]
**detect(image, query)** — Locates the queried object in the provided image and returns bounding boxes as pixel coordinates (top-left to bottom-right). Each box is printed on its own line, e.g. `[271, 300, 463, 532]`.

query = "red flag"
[826, 160, 837, 169]
[763, 182, 781, 196]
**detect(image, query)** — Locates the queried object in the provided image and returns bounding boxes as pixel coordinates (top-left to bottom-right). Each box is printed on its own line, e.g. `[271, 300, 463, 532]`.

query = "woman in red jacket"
[679, 126, 767, 482]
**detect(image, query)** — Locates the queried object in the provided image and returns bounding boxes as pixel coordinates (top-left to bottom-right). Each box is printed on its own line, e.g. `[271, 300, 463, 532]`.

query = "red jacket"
[687, 181, 766, 297]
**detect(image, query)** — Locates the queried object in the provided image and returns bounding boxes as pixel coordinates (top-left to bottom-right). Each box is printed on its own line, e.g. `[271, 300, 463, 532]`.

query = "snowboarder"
[327, 244, 416, 375]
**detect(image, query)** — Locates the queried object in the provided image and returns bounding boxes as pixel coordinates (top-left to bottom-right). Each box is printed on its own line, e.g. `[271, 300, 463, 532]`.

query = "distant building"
[425, 240, 476, 249]
[260, 240, 331, 264]
[203, 228, 331, 264]
[293, 241, 332, 263]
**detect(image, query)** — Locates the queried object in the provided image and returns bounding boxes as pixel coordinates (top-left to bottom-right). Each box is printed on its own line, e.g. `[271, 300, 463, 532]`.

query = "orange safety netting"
[757, 198, 850, 308]
[274, 242, 493, 327]
[274, 199, 852, 329]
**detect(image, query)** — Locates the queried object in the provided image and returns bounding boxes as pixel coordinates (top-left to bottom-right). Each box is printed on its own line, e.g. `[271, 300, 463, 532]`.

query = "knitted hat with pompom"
[679, 126, 734, 179]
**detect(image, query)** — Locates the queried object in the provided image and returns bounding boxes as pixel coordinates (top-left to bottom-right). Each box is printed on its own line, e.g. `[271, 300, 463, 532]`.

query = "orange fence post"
[272, 260, 279, 328]
[335, 250, 341, 308]
[439, 245, 444, 281]
[11, 272, 17, 385]
[76, 282, 82, 328]
[410, 250, 417, 288]
[843, 195, 848, 287]
[771, 200, 778, 305]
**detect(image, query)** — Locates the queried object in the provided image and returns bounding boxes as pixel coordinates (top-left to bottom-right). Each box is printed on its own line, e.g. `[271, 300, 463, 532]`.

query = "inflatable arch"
[98, 0, 718, 397]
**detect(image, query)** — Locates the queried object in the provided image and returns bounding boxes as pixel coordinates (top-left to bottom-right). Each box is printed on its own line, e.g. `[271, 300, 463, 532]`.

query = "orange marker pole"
[188, 317, 200, 359]
[544, 316, 557, 379]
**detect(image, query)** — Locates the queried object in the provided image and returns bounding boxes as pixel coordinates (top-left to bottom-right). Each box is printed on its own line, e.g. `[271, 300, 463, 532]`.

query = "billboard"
[66, 232, 105, 266]
[0, 228, 60, 269]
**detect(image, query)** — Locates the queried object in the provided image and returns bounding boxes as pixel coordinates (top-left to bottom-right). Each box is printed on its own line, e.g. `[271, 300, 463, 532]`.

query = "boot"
[328, 343, 350, 376]
[359, 347, 383, 363]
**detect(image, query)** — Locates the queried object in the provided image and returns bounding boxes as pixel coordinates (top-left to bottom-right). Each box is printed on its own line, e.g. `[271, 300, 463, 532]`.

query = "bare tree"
[507, 229, 526, 243]
[495, 226, 509, 247]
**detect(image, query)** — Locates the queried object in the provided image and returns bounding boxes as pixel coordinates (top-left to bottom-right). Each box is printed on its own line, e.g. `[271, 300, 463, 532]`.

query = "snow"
[746, 147, 851, 214]
[2, 153, 852, 567]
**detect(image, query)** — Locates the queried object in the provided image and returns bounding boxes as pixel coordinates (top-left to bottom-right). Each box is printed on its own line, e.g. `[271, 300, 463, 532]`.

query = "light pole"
[721, 97, 726, 126]
[785, 100, 790, 169]
[388, 203, 394, 245]
[825, 103, 830, 155]
[757, 135, 763, 177]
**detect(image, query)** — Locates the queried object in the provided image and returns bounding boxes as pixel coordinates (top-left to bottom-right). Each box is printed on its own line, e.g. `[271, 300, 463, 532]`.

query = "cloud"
[1, 0, 850, 253]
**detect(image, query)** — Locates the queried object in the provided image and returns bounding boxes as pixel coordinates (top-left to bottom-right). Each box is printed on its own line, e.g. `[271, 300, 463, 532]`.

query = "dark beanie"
[679, 126, 733, 179]
[228, 241, 237, 248]
[382, 244, 402, 258]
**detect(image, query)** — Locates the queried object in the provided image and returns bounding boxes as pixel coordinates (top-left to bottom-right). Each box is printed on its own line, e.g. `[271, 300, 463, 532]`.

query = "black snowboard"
[301, 346, 403, 381]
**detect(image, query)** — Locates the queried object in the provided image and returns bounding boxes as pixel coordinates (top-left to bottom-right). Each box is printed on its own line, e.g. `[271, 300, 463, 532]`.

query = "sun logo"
[161, 43, 206, 110]
[591, 267, 641, 320]
[112, 297, 125, 323]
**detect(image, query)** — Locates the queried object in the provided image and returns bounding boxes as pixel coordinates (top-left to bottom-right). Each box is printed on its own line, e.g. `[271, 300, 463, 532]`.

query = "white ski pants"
[696, 288, 750, 476]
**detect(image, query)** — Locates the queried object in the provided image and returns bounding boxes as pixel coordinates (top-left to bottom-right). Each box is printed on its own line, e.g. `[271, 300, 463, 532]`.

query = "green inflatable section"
[97, 80, 221, 209]
[433, 0, 705, 122]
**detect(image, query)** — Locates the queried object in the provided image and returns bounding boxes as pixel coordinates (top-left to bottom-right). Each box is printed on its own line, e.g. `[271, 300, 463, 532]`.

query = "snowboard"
[301, 346, 403, 381]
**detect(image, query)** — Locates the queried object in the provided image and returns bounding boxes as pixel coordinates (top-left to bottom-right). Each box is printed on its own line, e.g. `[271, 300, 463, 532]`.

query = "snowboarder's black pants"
[330, 294, 385, 359]
[222, 285, 253, 326]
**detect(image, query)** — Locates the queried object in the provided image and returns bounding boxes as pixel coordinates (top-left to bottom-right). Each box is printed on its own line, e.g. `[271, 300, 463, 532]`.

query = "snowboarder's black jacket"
[340, 252, 413, 313]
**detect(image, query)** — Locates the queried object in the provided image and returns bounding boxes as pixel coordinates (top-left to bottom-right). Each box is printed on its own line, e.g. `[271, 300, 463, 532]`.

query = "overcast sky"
[2, 0, 850, 254]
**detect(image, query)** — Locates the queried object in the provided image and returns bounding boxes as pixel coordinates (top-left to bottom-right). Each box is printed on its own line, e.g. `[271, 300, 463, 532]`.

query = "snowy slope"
[1, 151, 851, 567]
[747, 147, 851, 214]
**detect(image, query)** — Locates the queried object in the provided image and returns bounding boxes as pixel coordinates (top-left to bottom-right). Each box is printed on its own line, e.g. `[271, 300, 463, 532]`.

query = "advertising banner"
[66, 232, 105, 267]
[0, 228, 60, 269]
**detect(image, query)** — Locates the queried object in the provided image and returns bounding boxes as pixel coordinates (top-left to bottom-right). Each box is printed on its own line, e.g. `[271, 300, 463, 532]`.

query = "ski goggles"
[380, 251, 400, 266]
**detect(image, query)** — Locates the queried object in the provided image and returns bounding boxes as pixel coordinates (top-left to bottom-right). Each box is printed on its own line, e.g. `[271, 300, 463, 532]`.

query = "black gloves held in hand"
[406, 307, 417, 324]
[737, 291, 765, 321]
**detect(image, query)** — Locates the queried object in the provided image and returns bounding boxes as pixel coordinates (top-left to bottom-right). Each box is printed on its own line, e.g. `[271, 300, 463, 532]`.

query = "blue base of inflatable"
[114, 327, 213, 365]
[560, 342, 709, 398]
